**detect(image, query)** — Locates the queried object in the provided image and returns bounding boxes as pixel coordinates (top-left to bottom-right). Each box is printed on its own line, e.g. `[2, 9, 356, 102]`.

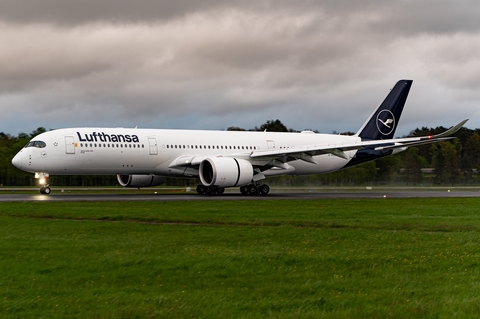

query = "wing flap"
[374, 137, 455, 151]
[250, 142, 363, 163]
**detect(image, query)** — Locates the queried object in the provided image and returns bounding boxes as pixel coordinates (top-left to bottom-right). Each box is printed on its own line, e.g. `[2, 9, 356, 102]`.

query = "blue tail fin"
[356, 79, 413, 140]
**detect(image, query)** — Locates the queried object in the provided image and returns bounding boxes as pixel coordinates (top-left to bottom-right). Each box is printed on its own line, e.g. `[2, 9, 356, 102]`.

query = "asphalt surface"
[2, 189, 480, 202]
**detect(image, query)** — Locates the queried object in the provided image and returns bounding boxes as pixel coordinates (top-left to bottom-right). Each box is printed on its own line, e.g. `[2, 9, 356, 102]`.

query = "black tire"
[40, 186, 51, 195]
[259, 184, 270, 195]
[216, 187, 225, 195]
[248, 184, 258, 195]
[240, 186, 248, 195]
[196, 185, 205, 195]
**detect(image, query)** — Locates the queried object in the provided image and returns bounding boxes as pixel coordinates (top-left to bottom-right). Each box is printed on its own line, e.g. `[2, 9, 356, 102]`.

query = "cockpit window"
[25, 141, 47, 148]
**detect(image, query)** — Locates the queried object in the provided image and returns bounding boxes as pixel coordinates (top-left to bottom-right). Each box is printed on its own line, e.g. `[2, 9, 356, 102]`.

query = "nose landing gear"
[40, 185, 51, 194]
[35, 172, 51, 195]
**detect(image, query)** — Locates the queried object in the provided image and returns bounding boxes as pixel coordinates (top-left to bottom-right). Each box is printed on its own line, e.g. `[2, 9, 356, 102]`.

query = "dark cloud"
[0, 0, 227, 25]
[0, 1, 479, 135]
[2, 0, 480, 34]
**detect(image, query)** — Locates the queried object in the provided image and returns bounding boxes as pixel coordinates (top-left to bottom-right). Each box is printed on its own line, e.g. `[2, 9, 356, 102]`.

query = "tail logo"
[376, 109, 395, 136]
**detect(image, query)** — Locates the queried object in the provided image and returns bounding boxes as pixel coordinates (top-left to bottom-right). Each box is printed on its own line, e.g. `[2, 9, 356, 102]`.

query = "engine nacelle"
[117, 174, 166, 188]
[199, 157, 253, 188]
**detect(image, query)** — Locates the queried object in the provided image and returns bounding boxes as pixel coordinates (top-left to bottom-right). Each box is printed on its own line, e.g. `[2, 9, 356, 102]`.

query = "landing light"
[39, 178, 46, 185]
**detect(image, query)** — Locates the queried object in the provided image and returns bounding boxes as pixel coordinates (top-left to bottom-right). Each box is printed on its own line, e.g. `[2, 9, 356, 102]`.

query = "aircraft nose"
[12, 152, 23, 169]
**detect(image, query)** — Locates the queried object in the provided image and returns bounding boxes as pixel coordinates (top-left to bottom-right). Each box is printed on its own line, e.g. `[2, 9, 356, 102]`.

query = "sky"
[1, 0, 480, 137]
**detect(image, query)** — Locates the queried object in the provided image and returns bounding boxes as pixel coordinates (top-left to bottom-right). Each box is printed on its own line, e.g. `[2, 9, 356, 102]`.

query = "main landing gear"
[196, 183, 270, 195]
[240, 183, 270, 195]
[196, 185, 225, 195]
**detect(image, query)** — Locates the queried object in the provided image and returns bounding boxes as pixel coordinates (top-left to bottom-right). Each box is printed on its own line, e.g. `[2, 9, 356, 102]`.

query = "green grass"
[1, 198, 480, 318]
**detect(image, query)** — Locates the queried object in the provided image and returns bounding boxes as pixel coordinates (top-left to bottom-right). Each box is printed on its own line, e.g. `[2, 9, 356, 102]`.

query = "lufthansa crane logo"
[376, 109, 395, 136]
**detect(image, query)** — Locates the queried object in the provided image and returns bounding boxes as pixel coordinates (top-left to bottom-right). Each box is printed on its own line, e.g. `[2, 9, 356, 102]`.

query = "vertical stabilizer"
[356, 80, 413, 140]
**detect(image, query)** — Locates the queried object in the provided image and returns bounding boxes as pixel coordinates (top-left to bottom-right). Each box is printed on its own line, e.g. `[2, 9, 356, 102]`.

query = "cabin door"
[65, 136, 75, 154]
[148, 137, 158, 155]
[267, 140, 275, 150]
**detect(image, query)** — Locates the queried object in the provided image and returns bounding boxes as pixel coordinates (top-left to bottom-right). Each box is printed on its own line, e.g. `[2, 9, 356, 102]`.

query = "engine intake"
[199, 157, 253, 188]
[117, 174, 166, 188]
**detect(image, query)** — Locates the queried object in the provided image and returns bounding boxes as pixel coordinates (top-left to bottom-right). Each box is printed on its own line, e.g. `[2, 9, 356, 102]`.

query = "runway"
[2, 188, 480, 202]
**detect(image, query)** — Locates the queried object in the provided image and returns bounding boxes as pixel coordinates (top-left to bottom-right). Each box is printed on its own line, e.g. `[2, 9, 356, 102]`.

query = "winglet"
[431, 119, 468, 139]
[373, 119, 469, 151]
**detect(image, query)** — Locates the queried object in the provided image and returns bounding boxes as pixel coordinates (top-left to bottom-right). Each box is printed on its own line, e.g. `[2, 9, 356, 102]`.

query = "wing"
[168, 119, 468, 171]
[249, 119, 468, 164]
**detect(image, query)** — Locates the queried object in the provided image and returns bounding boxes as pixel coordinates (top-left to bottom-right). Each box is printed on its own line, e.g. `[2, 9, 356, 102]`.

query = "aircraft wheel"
[204, 186, 213, 195]
[259, 184, 270, 195]
[240, 186, 248, 195]
[40, 186, 51, 195]
[248, 184, 258, 195]
[196, 185, 205, 195]
[216, 187, 225, 195]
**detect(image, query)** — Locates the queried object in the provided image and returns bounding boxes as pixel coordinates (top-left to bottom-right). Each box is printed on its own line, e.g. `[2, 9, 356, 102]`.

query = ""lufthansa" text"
[77, 132, 140, 143]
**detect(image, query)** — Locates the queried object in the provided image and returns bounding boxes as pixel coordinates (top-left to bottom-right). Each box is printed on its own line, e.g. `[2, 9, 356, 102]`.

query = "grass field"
[1, 198, 480, 318]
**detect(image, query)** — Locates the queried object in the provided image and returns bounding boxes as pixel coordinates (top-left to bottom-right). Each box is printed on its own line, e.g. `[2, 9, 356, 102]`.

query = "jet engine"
[199, 157, 253, 188]
[117, 174, 166, 188]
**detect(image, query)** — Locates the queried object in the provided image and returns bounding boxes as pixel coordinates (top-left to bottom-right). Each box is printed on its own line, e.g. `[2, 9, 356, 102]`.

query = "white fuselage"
[12, 127, 360, 177]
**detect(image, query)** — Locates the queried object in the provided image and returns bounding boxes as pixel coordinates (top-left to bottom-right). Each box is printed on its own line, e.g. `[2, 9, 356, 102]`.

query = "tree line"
[2, 121, 480, 187]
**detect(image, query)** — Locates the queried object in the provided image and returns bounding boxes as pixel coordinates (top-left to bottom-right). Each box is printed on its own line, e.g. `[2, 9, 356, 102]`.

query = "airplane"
[11, 79, 467, 195]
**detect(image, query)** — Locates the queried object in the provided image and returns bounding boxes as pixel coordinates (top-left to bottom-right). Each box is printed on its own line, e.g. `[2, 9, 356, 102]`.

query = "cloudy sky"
[1, 0, 480, 137]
